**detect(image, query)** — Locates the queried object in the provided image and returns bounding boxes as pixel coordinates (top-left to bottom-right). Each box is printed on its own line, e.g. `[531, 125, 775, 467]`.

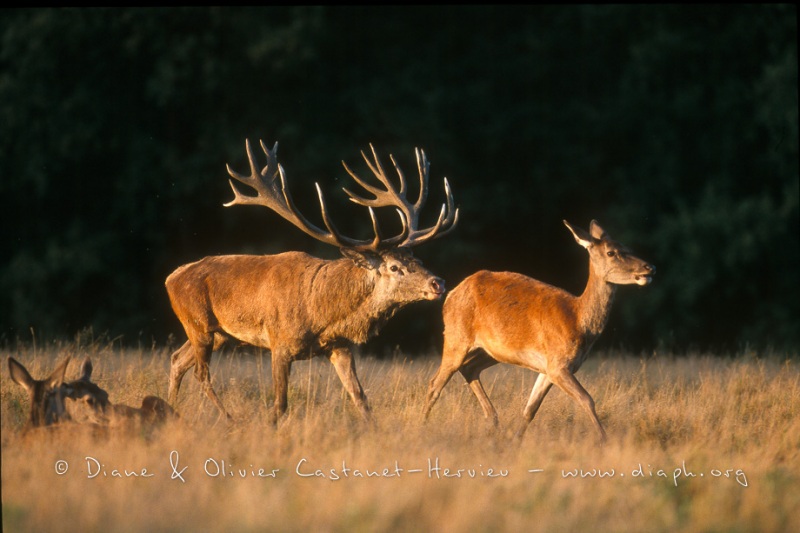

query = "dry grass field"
[2, 341, 799, 533]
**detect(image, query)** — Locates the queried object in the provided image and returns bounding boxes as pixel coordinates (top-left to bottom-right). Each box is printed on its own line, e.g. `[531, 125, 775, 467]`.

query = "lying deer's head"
[63, 358, 111, 421]
[8, 356, 72, 427]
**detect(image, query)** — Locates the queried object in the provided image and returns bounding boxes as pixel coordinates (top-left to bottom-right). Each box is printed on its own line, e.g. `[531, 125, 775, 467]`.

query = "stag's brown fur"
[167, 139, 457, 423]
[167, 249, 443, 422]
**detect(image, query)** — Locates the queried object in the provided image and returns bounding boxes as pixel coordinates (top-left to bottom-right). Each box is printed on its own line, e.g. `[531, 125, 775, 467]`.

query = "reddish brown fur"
[166, 249, 444, 422]
[167, 139, 456, 423]
[423, 220, 655, 441]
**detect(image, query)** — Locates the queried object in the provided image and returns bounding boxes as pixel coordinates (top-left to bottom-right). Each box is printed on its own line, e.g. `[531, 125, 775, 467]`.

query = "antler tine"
[371, 144, 407, 197]
[412, 147, 429, 212]
[342, 145, 406, 205]
[339, 143, 459, 249]
[224, 139, 279, 208]
[367, 207, 383, 249]
[400, 177, 459, 246]
[341, 162, 392, 207]
[313, 182, 381, 249]
[341, 147, 414, 247]
[224, 138, 378, 251]
[225, 139, 457, 252]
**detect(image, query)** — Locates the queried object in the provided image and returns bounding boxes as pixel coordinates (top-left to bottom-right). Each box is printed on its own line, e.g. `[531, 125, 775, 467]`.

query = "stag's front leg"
[328, 346, 371, 422]
[270, 352, 293, 425]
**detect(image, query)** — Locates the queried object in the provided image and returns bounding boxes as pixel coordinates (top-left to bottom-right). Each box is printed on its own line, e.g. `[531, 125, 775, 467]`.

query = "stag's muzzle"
[425, 277, 446, 300]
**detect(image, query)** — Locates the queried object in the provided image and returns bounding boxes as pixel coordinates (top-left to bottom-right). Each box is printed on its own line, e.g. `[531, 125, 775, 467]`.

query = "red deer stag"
[423, 220, 654, 441]
[66, 358, 178, 427]
[166, 139, 458, 422]
[8, 356, 72, 428]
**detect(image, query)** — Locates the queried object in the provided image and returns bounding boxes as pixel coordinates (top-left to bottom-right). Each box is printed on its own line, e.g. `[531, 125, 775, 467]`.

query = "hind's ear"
[8, 357, 35, 391]
[47, 356, 71, 388]
[589, 220, 607, 240]
[78, 358, 94, 381]
[340, 248, 382, 270]
[563, 220, 593, 249]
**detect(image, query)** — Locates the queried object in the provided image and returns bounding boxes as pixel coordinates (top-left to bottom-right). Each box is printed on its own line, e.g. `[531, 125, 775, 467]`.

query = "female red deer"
[8, 356, 72, 428]
[423, 220, 654, 441]
[66, 358, 178, 427]
[166, 139, 458, 423]
[8, 356, 175, 434]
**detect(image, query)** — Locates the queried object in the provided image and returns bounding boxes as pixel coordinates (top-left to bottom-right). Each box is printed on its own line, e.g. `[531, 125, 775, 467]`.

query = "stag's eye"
[607, 250, 616, 257]
[389, 265, 400, 273]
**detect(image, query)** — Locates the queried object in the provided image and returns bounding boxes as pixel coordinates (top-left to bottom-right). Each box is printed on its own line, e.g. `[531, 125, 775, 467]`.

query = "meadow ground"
[2, 341, 798, 533]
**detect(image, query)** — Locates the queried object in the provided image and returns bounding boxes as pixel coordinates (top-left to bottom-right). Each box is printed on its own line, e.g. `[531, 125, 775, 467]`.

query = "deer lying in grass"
[8, 356, 72, 428]
[423, 220, 655, 441]
[166, 139, 458, 423]
[8, 356, 177, 434]
[66, 358, 178, 428]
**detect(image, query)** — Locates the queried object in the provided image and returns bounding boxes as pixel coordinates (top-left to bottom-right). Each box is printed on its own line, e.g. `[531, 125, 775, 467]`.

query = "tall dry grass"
[2, 341, 798, 532]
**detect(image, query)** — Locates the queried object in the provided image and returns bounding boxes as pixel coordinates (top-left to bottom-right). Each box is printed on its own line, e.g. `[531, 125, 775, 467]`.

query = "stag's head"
[564, 220, 655, 286]
[342, 247, 445, 304]
[8, 356, 72, 427]
[225, 139, 458, 300]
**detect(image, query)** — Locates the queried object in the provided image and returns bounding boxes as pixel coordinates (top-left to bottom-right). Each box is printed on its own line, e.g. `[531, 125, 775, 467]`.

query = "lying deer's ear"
[340, 248, 382, 270]
[78, 358, 93, 381]
[563, 220, 593, 249]
[47, 356, 71, 388]
[8, 357, 35, 391]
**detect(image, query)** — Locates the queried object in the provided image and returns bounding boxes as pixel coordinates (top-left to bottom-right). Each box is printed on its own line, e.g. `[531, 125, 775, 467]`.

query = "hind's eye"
[390, 265, 399, 273]
[607, 251, 616, 257]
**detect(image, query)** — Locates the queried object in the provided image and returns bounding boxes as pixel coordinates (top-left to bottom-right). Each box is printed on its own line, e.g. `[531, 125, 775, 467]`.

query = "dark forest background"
[2, 6, 797, 354]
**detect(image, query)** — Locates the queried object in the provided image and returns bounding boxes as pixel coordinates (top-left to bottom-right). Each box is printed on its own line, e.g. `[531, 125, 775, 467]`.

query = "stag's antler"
[225, 139, 458, 251]
[342, 144, 459, 247]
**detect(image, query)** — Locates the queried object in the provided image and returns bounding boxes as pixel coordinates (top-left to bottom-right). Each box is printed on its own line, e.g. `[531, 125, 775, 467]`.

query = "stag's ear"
[589, 220, 607, 241]
[340, 248, 382, 270]
[563, 220, 593, 249]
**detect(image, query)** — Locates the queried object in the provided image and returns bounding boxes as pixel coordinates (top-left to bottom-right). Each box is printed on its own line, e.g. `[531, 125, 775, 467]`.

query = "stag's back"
[165, 251, 377, 349]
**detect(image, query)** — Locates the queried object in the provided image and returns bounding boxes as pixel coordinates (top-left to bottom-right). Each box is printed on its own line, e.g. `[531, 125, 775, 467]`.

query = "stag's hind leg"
[168, 341, 195, 406]
[170, 335, 231, 420]
[193, 341, 232, 420]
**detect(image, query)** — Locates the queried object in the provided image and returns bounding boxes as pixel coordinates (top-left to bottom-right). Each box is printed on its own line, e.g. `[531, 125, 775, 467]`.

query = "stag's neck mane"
[310, 257, 398, 345]
[576, 262, 616, 337]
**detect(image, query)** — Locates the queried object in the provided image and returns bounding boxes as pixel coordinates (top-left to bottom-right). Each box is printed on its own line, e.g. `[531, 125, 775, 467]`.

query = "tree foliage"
[1, 6, 797, 351]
